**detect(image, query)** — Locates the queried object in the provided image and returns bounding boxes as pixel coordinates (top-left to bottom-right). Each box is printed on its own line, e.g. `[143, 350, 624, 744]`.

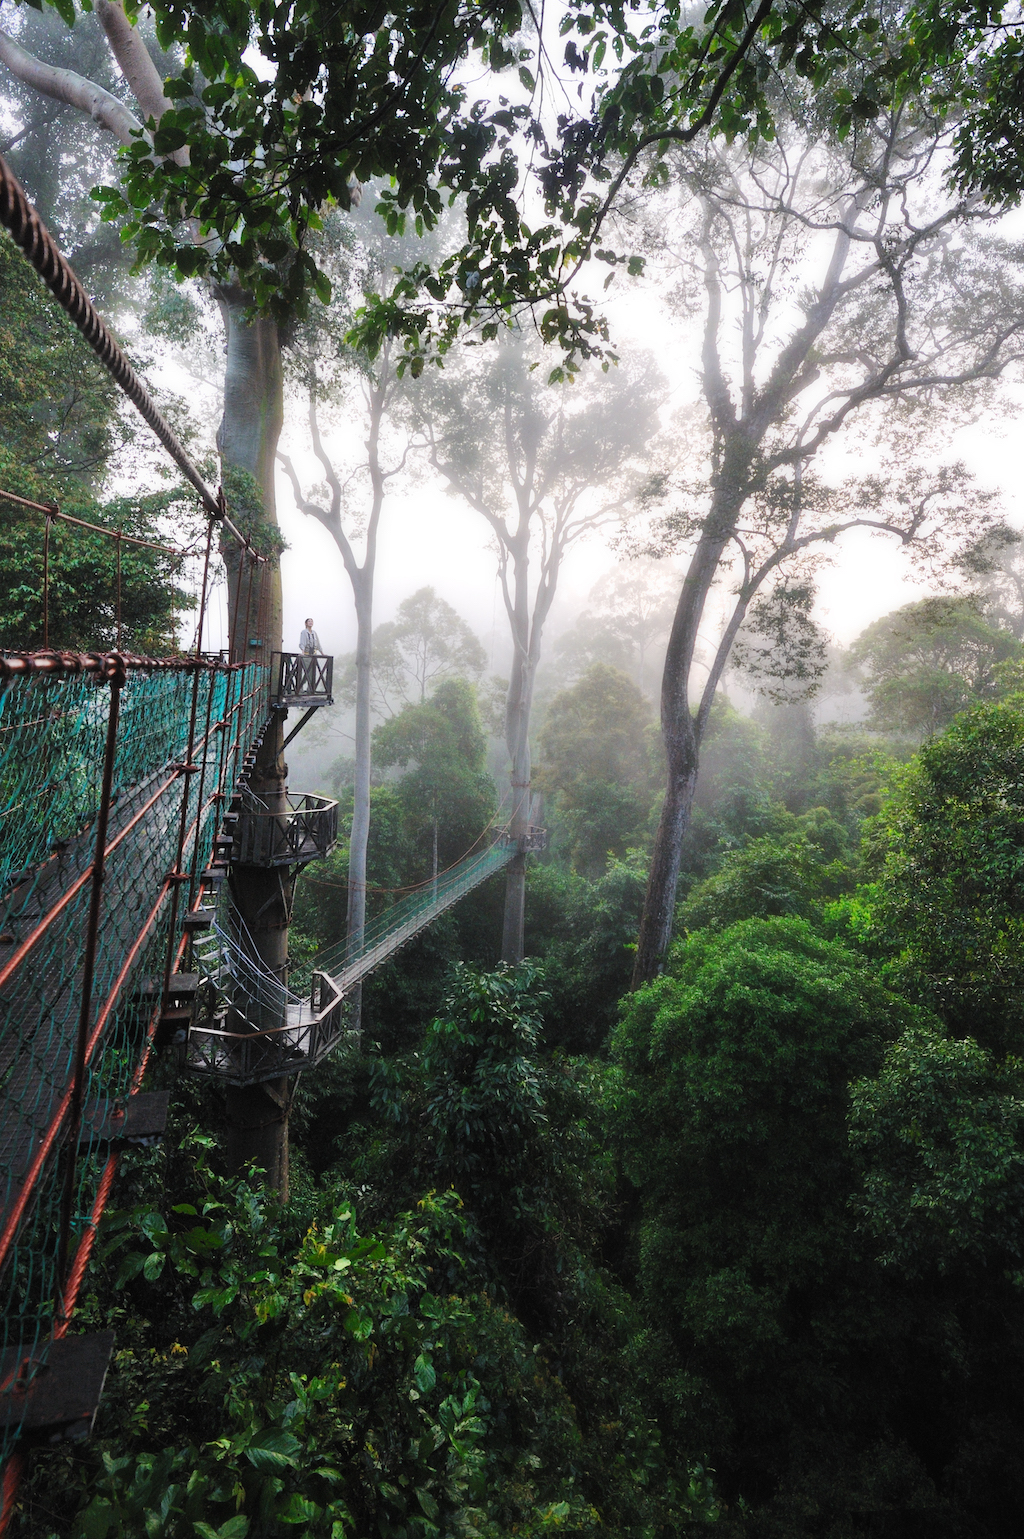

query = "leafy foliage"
[851, 1025, 1024, 1277]
[850, 595, 1020, 739]
[337, 588, 487, 719]
[73, 0, 1024, 358]
[33, 1140, 638, 1537]
[865, 700, 1024, 1052]
[524, 853, 647, 1053]
[0, 229, 195, 650]
[537, 664, 657, 875]
[680, 814, 853, 932]
[0, 231, 118, 481]
[372, 678, 496, 872]
[607, 918, 959, 1531]
[0, 452, 193, 651]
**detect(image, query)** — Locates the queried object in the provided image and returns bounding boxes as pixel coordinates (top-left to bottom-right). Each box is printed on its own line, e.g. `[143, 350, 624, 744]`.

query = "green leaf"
[194, 1519, 249, 1539]
[175, 248, 209, 277]
[245, 1428, 302, 1472]
[142, 1251, 166, 1281]
[114, 1251, 147, 1288]
[277, 1494, 322, 1524]
[415, 1489, 439, 1520]
[413, 1354, 436, 1394]
[140, 1211, 169, 1242]
[74, 1497, 114, 1539]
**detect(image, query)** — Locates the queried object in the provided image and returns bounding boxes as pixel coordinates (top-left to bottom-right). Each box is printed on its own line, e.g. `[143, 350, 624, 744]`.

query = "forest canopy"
[5, 0, 1024, 1534]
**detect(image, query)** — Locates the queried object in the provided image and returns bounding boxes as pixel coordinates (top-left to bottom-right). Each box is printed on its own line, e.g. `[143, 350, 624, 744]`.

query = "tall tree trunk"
[631, 718, 700, 986]
[278, 364, 390, 1038]
[215, 291, 293, 1196]
[345, 575, 372, 1031]
[631, 524, 732, 989]
[501, 560, 534, 962]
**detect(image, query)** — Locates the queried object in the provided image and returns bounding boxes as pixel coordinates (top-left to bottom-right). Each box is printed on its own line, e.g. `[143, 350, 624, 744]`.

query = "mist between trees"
[7, 0, 1024, 1531]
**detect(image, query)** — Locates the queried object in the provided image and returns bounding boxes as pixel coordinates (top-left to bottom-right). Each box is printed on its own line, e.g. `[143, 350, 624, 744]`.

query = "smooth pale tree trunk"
[278, 366, 391, 1033]
[631, 715, 700, 985]
[215, 293, 294, 1197]
[500, 548, 538, 963]
[344, 573, 373, 1032]
[501, 679, 533, 961]
[631, 513, 739, 987]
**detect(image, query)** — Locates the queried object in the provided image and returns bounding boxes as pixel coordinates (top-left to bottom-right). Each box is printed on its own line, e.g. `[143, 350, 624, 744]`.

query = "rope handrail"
[0, 151, 220, 516]
[0, 487, 201, 561]
[0, 155, 266, 565]
[0, 650, 239, 685]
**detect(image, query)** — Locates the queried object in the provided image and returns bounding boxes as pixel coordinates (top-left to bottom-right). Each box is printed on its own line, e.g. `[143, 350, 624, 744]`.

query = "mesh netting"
[0, 658, 269, 1455]
[195, 902, 304, 1032]
[310, 839, 515, 991]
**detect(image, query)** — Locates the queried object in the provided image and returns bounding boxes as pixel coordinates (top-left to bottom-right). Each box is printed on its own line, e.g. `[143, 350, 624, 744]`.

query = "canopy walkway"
[0, 147, 544, 1511]
[323, 838, 522, 992]
[0, 646, 274, 1458]
[185, 834, 523, 1087]
[0, 633, 531, 1460]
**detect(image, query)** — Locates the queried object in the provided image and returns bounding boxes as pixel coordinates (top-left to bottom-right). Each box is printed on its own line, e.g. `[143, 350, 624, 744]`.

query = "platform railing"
[231, 791, 338, 867]
[187, 968, 355, 1086]
[272, 652, 333, 707]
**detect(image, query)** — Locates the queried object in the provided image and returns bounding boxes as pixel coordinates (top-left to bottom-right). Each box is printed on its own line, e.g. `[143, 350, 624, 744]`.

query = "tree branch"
[94, 0, 169, 124]
[0, 26, 143, 146]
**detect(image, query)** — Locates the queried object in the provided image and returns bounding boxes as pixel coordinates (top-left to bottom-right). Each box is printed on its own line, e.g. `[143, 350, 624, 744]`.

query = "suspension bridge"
[0, 148, 540, 1507]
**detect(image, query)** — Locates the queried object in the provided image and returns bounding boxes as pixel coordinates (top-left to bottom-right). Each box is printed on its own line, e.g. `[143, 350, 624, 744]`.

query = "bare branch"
[0, 26, 143, 146]
[307, 390, 342, 523]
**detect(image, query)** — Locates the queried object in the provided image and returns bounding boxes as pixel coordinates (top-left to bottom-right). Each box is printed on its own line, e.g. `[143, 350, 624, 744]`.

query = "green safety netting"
[0, 659, 269, 1456]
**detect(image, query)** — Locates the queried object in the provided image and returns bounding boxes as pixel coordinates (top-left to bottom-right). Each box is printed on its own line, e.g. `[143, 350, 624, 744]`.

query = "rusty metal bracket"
[281, 704, 321, 754]
[79, 1092, 170, 1149]
[0, 1331, 114, 1444]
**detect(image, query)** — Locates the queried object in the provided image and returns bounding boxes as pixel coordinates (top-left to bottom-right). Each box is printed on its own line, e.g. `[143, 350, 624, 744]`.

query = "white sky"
[265, 277, 1024, 673]
[152, 136, 1024, 678]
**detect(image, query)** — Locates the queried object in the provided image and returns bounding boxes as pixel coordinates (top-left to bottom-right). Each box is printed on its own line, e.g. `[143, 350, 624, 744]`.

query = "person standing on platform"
[299, 618, 321, 691]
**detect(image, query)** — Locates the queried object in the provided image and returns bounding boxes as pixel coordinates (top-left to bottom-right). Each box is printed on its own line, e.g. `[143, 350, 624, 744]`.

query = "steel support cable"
[304, 794, 515, 897]
[0, 152, 219, 517]
[0, 158, 268, 567]
[0, 487, 199, 560]
[0, 482, 264, 573]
